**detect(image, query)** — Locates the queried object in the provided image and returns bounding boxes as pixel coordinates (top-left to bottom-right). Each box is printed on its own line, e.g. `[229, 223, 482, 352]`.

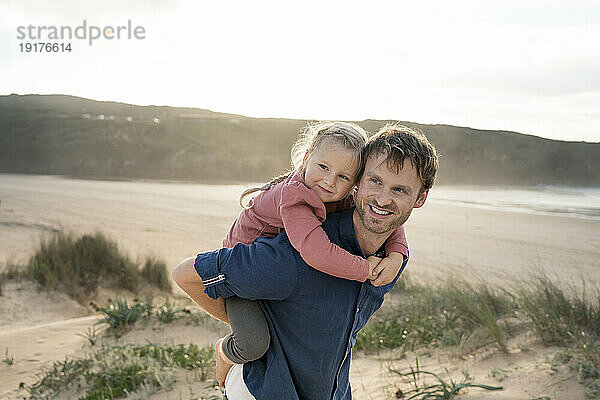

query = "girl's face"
[303, 139, 360, 203]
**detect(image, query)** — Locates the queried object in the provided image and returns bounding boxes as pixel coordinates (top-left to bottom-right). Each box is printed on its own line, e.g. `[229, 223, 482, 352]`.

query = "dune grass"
[12, 231, 171, 302]
[514, 273, 599, 348]
[355, 279, 517, 353]
[141, 255, 171, 292]
[91, 297, 196, 337]
[357, 273, 600, 396]
[445, 280, 515, 353]
[21, 343, 215, 400]
[357, 273, 598, 358]
[0, 260, 25, 296]
[390, 357, 502, 399]
[515, 273, 600, 396]
[5, 233, 599, 397]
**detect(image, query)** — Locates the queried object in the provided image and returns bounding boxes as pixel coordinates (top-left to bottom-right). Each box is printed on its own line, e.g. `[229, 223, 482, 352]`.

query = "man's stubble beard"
[355, 197, 411, 235]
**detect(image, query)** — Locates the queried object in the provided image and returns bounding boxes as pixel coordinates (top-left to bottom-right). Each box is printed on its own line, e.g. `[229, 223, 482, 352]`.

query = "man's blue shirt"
[194, 207, 408, 400]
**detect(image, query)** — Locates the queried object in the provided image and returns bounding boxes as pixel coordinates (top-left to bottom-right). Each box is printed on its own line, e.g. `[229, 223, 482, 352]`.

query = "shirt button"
[356, 307, 360, 312]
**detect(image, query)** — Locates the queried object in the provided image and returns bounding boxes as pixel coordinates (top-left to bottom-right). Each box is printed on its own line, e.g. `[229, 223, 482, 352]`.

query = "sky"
[1, 0, 599, 143]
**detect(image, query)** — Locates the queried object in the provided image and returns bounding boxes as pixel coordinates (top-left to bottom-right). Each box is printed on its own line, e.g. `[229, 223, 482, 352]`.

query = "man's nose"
[375, 190, 392, 206]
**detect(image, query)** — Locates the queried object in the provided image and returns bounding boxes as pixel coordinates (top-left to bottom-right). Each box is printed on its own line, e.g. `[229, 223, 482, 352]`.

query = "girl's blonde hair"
[240, 121, 369, 209]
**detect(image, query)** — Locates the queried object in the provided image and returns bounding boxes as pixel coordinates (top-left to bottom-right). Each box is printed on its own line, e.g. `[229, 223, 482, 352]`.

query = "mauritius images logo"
[16, 20, 146, 46]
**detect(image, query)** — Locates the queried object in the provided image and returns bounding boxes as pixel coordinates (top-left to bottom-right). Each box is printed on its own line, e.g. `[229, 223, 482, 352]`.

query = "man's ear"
[413, 189, 428, 208]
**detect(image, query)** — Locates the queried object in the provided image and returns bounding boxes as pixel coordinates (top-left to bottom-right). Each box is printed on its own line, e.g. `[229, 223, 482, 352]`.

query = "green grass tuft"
[22, 343, 215, 400]
[141, 255, 171, 292]
[27, 231, 138, 300]
[94, 297, 195, 336]
[156, 297, 180, 323]
[23, 231, 170, 302]
[0, 260, 25, 296]
[356, 279, 517, 353]
[515, 272, 600, 383]
[2, 348, 15, 366]
[514, 273, 600, 347]
[446, 280, 514, 353]
[390, 357, 502, 399]
[97, 297, 153, 336]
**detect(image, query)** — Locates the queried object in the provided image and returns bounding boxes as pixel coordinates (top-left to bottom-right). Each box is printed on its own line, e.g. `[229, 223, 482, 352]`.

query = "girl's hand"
[367, 256, 382, 279]
[369, 252, 404, 287]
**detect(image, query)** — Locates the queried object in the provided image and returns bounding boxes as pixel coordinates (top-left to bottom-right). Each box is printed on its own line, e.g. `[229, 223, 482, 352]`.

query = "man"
[173, 125, 438, 399]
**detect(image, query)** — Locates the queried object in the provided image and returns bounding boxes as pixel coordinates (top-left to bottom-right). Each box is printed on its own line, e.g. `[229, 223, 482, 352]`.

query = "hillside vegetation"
[1, 94, 598, 186]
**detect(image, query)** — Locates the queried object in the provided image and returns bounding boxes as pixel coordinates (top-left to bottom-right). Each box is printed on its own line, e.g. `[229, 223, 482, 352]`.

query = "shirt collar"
[324, 207, 366, 258]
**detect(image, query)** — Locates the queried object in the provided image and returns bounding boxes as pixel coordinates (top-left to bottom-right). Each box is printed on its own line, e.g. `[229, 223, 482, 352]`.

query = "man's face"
[354, 152, 428, 234]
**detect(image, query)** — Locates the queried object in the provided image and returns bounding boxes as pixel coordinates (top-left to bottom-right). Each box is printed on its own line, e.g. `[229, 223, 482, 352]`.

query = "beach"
[1, 174, 598, 286]
[1, 173, 599, 399]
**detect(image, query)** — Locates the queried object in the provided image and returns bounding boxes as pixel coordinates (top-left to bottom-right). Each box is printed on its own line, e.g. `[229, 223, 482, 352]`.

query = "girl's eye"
[319, 164, 329, 171]
[338, 175, 349, 181]
[393, 188, 404, 194]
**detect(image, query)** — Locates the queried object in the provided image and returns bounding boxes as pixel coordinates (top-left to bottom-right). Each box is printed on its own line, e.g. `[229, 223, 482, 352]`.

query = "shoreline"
[2, 171, 599, 190]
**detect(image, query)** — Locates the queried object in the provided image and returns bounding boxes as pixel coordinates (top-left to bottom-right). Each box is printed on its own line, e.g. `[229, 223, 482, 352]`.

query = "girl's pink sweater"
[223, 170, 409, 282]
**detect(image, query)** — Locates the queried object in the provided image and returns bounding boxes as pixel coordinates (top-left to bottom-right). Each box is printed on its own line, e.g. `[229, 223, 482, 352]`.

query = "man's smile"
[368, 204, 394, 217]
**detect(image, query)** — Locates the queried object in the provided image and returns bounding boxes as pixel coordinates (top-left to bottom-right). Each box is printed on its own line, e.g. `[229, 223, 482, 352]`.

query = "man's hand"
[368, 252, 404, 287]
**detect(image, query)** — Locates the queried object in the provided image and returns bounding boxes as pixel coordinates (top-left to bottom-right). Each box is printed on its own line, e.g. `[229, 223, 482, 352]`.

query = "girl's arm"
[384, 225, 408, 257]
[279, 182, 371, 282]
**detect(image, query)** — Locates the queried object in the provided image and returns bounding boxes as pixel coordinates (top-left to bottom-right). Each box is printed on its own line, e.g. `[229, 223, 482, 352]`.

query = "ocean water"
[429, 185, 600, 220]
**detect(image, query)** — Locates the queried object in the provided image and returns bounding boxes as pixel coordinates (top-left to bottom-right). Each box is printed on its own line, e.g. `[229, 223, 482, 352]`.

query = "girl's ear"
[301, 151, 310, 170]
[303, 151, 310, 163]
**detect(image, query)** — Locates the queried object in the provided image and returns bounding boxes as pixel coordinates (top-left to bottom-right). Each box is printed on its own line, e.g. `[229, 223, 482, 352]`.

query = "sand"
[1, 174, 598, 285]
[1, 173, 599, 399]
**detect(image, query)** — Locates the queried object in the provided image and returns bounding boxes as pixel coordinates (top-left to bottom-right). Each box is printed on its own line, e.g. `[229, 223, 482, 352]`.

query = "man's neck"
[352, 210, 391, 257]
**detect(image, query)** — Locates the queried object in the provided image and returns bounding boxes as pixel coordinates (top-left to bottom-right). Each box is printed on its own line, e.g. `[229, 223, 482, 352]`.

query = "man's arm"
[173, 235, 299, 321]
[172, 256, 229, 324]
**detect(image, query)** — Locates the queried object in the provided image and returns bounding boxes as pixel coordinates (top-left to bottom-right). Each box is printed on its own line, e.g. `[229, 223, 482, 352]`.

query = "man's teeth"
[370, 205, 391, 215]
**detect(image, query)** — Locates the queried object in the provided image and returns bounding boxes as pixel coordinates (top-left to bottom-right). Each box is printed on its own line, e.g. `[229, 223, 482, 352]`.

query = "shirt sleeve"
[279, 181, 370, 282]
[384, 225, 409, 258]
[194, 234, 299, 301]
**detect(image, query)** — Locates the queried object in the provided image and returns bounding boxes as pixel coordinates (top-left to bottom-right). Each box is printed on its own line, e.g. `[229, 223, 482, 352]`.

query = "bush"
[446, 281, 515, 353]
[97, 298, 154, 335]
[22, 343, 215, 400]
[0, 261, 26, 296]
[25, 231, 170, 301]
[356, 280, 517, 353]
[141, 256, 171, 292]
[514, 273, 600, 347]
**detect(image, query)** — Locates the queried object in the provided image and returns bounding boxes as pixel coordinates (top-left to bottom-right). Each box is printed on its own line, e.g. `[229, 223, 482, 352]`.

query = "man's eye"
[370, 178, 380, 185]
[319, 164, 329, 171]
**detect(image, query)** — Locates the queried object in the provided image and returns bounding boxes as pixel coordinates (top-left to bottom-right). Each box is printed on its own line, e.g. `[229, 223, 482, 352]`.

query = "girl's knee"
[238, 328, 270, 361]
[251, 330, 271, 359]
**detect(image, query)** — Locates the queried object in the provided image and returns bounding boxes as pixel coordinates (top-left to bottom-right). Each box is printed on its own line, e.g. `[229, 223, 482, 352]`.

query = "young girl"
[214, 121, 408, 386]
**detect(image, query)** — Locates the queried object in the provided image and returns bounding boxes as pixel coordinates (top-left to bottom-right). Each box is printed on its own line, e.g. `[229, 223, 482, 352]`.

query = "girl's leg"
[215, 296, 270, 387]
[223, 296, 270, 363]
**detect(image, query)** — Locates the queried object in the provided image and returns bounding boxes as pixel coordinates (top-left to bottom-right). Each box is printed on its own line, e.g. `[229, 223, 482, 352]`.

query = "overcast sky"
[1, 0, 599, 142]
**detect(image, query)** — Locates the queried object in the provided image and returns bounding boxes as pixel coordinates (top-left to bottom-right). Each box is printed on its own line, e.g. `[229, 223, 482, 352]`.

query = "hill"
[0, 94, 598, 186]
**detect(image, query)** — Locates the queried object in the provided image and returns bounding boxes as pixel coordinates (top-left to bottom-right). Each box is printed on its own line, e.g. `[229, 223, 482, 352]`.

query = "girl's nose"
[324, 173, 335, 186]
